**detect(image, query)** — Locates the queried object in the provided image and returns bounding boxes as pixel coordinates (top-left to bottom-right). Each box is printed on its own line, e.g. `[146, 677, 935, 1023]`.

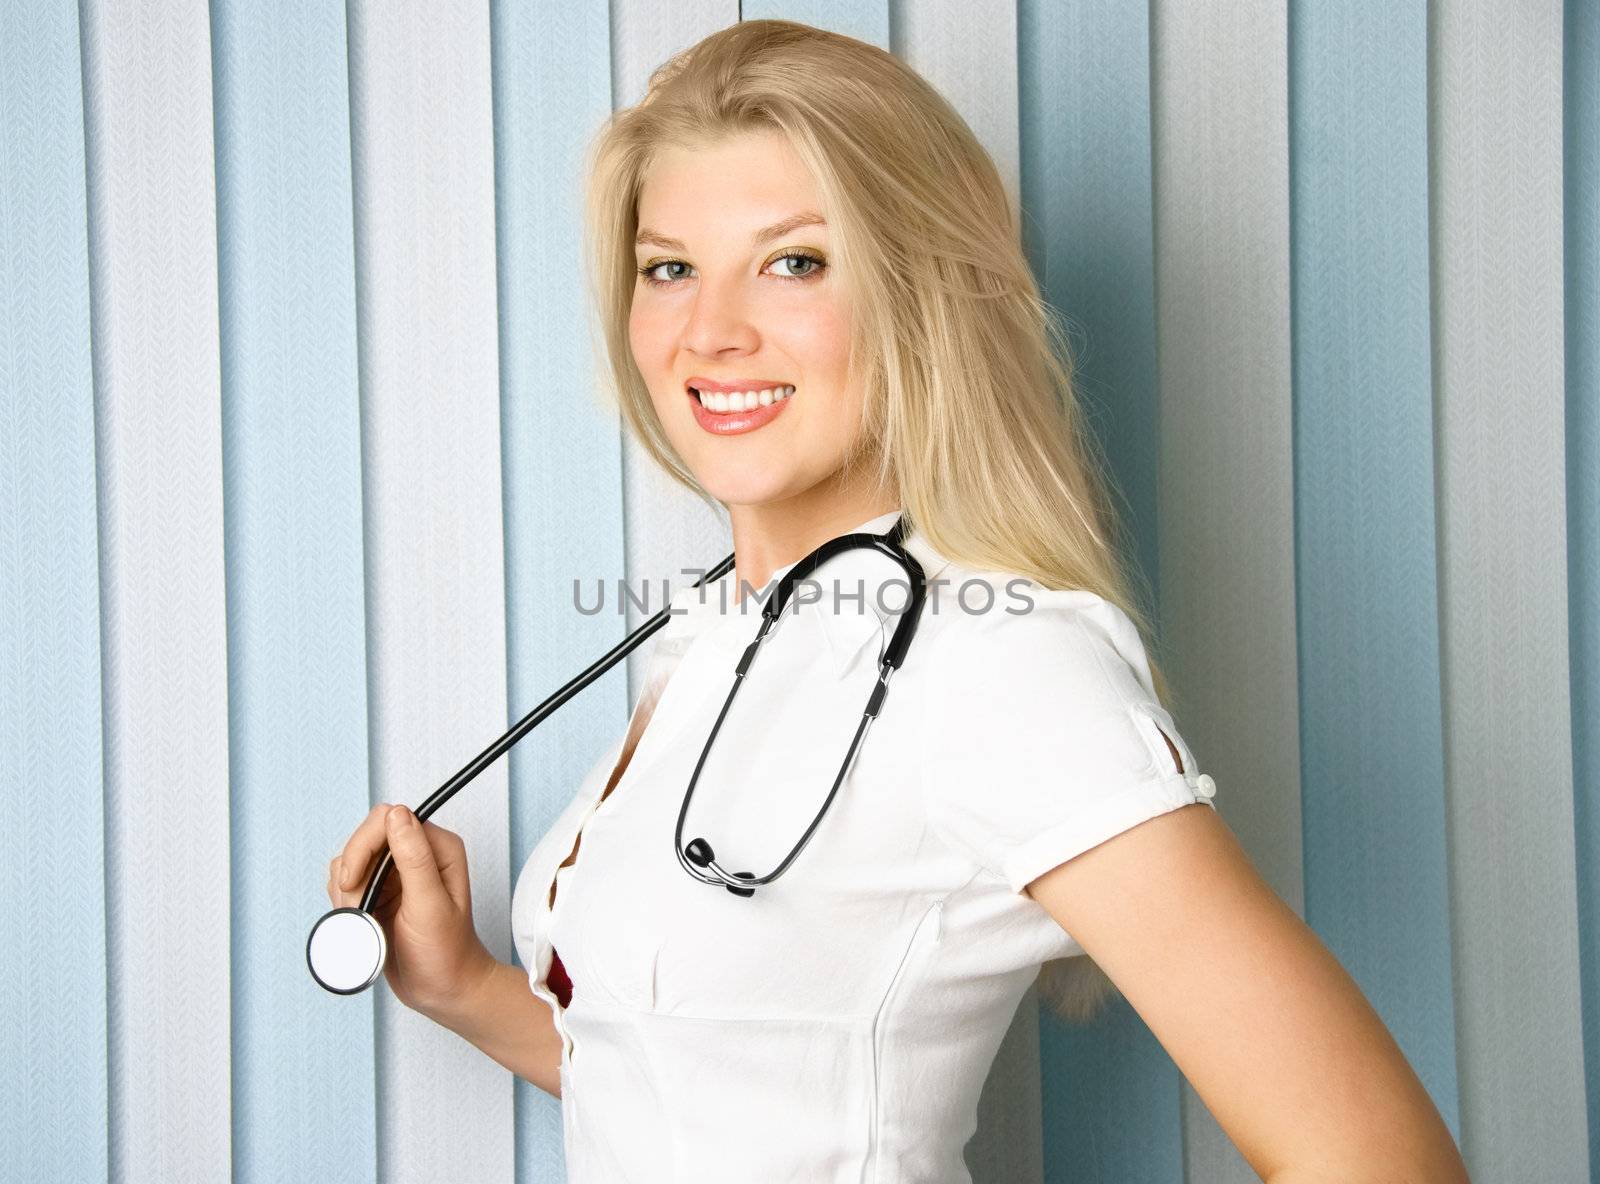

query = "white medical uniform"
[510, 508, 1219, 1182]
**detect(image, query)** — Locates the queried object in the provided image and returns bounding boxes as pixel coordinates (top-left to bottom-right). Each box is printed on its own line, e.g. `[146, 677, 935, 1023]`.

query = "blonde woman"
[327, 20, 1468, 1183]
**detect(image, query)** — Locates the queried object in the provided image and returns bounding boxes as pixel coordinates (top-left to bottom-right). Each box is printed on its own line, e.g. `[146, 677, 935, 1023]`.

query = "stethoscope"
[307, 513, 927, 994]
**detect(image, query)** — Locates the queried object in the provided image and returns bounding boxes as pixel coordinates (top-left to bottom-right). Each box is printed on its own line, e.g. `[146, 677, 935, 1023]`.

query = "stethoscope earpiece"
[684, 837, 758, 897]
[306, 906, 388, 995]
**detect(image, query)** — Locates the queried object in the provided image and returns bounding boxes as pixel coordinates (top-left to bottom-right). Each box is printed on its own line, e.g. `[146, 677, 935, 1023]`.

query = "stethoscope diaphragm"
[306, 906, 388, 995]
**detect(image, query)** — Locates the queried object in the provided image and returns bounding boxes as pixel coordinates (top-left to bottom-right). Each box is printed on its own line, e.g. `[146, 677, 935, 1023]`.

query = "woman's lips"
[687, 385, 795, 436]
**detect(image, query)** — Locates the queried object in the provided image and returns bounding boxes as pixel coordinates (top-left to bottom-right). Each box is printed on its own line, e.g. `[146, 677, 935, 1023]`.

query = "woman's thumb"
[384, 805, 450, 918]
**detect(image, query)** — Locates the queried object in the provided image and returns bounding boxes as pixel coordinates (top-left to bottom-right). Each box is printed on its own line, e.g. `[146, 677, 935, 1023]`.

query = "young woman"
[327, 20, 1468, 1183]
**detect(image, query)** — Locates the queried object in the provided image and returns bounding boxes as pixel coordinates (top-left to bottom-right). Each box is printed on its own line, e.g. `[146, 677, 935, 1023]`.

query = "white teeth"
[694, 384, 795, 413]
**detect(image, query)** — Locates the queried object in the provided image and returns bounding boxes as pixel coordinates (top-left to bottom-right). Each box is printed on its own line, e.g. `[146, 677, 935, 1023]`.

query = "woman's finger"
[382, 805, 452, 922]
[418, 821, 472, 913]
[337, 804, 396, 894]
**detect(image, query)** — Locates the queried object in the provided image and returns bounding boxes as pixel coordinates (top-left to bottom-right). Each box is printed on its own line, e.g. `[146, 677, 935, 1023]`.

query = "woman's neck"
[726, 490, 901, 603]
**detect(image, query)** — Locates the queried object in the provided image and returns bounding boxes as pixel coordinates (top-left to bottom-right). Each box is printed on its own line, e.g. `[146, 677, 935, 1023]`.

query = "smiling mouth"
[689, 384, 797, 413]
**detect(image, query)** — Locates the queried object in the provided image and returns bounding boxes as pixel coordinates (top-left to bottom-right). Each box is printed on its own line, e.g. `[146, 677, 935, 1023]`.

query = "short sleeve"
[917, 584, 1216, 894]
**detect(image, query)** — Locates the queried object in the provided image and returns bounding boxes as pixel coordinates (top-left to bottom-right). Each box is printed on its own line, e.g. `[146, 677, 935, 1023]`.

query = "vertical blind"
[3, 1, 1594, 1181]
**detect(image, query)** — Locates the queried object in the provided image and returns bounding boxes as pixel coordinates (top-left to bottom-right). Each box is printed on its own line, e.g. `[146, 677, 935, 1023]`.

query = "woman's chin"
[685, 461, 838, 512]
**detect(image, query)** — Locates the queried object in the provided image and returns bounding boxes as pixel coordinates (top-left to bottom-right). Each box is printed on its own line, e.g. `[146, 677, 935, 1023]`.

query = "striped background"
[3, 1, 1595, 1181]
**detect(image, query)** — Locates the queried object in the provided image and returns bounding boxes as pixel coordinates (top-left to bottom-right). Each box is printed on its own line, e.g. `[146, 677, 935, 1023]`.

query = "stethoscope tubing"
[311, 516, 925, 994]
[674, 517, 926, 895]
[354, 550, 737, 916]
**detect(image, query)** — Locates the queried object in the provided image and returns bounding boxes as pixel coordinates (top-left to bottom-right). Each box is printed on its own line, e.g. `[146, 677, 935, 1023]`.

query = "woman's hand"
[326, 803, 496, 1016]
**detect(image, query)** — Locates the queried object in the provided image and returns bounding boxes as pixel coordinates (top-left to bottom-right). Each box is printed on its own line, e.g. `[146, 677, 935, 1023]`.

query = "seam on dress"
[864, 896, 947, 1184]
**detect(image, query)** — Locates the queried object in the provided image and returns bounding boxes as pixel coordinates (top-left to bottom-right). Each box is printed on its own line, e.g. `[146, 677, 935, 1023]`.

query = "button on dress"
[510, 508, 1219, 1182]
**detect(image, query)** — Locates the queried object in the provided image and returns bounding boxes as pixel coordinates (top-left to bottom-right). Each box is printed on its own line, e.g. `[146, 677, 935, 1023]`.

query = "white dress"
[510, 508, 1219, 1182]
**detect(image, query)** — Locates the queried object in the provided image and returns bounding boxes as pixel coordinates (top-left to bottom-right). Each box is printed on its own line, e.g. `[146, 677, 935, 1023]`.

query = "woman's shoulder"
[912, 558, 1160, 707]
[904, 558, 1208, 894]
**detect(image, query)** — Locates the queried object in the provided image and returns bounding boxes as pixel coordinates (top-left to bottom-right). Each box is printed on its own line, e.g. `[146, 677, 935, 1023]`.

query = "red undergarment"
[548, 945, 573, 1009]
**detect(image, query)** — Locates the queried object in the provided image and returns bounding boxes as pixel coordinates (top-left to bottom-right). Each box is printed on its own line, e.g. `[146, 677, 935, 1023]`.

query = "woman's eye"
[638, 260, 691, 285]
[634, 251, 827, 287]
[767, 251, 825, 279]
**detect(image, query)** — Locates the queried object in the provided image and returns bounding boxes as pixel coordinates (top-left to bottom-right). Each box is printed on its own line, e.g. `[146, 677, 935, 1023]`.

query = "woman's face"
[629, 129, 865, 508]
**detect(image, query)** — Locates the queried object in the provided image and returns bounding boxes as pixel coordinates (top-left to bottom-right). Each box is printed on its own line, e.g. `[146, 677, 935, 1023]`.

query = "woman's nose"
[681, 275, 760, 356]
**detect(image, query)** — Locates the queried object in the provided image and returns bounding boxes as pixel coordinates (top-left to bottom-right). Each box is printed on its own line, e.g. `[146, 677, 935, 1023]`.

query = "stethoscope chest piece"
[307, 906, 388, 995]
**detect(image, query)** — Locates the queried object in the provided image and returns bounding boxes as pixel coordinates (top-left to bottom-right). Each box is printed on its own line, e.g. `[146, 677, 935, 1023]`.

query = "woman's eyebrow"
[634, 211, 827, 252]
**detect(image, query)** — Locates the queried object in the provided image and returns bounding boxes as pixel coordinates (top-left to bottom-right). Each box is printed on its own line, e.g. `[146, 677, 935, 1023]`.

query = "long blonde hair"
[581, 19, 1176, 1023]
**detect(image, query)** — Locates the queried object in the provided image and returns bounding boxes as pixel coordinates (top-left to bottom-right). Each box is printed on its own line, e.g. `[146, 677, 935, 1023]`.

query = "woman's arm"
[1024, 803, 1469, 1183]
[420, 956, 566, 1099]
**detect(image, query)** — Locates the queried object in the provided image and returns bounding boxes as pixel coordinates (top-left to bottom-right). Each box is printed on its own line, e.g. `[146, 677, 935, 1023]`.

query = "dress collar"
[661, 508, 949, 679]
